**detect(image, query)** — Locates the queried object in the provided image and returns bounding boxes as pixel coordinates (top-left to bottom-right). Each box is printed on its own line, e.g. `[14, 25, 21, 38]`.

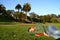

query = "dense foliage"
[0, 3, 60, 23]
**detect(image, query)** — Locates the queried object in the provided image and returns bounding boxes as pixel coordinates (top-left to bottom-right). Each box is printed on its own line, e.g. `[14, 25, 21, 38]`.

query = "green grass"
[0, 23, 60, 40]
[0, 22, 23, 25]
[44, 23, 60, 30]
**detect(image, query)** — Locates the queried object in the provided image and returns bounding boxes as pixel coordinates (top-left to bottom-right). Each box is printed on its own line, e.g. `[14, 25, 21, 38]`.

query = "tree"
[42, 15, 51, 22]
[50, 14, 57, 23]
[15, 4, 22, 12]
[29, 12, 37, 18]
[22, 3, 31, 19]
[13, 12, 26, 19]
[13, 12, 26, 22]
[50, 14, 57, 18]
[58, 15, 60, 18]
[19, 12, 26, 19]
[50, 17, 57, 23]
[0, 4, 6, 12]
[13, 12, 20, 19]
[0, 4, 6, 16]
[6, 10, 12, 16]
[29, 12, 38, 22]
[19, 12, 26, 22]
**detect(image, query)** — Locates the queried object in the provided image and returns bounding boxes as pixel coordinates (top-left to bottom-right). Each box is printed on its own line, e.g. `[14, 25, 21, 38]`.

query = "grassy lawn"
[0, 23, 60, 40]
[0, 22, 24, 25]
[43, 23, 60, 30]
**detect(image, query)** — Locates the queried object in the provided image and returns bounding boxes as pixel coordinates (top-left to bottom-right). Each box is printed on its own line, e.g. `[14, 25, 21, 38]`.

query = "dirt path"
[0, 24, 35, 26]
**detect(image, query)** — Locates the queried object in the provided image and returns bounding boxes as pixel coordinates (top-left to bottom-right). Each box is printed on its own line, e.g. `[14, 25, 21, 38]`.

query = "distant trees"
[14, 3, 60, 23]
[30, 12, 38, 18]
[42, 15, 51, 23]
[0, 4, 6, 16]
[29, 13, 60, 23]
[50, 17, 57, 23]
[13, 12, 19, 19]
[15, 3, 31, 13]
[0, 3, 60, 23]
[22, 3, 31, 19]
[29, 12, 39, 22]
[50, 14, 57, 23]
[29, 12, 36, 22]
[15, 4, 22, 12]
[6, 10, 12, 16]
[0, 4, 6, 13]
[58, 15, 60, 18]
[13, 11, 27, 22]
[14, 3, 31, 22]
[19, 12, 26, 20]
[22, 3, 31, 12]
[39, 14, 58, 23]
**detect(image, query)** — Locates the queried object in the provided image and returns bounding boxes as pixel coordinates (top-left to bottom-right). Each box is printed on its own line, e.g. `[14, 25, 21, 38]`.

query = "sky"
[0, 0, 60, 15]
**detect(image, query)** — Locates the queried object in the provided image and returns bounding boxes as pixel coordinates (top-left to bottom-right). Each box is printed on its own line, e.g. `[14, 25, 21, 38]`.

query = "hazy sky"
[0, 0, 60, 15]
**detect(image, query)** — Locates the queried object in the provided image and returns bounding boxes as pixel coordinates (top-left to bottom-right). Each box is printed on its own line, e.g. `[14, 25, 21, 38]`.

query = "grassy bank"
[0, 23, 58, 40]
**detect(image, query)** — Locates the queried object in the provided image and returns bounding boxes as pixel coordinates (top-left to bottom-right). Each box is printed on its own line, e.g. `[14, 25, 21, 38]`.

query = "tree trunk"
[30, 17, 33, 22]
[18, 9, 19, 12]
[26, 12, 27, 19]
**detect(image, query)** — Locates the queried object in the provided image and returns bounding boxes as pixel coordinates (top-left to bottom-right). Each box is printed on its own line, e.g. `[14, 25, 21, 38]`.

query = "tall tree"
[22, 3, 31, 19]
[15, 4, 22, 12]
[0, 4, 6, 15]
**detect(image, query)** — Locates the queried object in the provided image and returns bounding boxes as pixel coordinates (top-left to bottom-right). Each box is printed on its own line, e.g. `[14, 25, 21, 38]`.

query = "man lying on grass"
[28, 27, 49, 37]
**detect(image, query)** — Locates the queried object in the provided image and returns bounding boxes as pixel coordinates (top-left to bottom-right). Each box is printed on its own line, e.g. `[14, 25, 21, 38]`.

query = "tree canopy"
[15, 4, 22, 12]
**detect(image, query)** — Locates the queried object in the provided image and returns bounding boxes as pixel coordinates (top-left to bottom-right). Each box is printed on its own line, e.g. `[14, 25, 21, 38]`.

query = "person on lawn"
[28, 27, 35, 32]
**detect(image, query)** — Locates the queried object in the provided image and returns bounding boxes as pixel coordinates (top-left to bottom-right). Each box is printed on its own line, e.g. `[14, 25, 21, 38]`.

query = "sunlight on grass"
[0, 23, 57, 40]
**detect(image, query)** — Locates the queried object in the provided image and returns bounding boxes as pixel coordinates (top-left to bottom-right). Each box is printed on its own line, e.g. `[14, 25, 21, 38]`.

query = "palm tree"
[22, 3, 31, 19]
[15, 4, 22, 12]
